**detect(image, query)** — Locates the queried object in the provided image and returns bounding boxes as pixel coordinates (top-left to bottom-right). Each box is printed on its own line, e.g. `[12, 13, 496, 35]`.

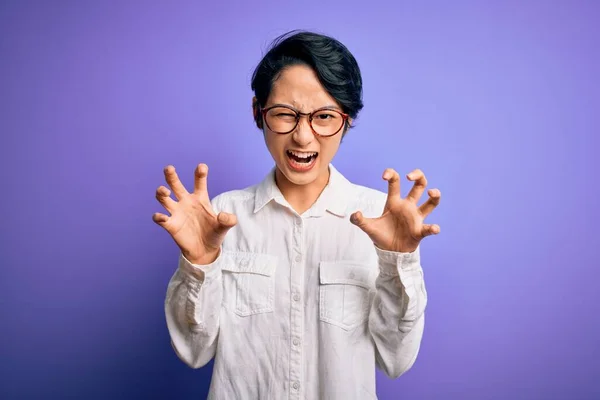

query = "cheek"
[264, 132, 286, 156]
[319, 138, 341, 159]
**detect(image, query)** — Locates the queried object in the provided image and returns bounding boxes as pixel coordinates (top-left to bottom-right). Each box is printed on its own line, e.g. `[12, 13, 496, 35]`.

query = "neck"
[274, 166, 330, 215]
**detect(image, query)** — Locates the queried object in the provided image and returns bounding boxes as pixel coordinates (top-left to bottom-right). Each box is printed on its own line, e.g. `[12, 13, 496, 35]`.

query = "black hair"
[251, 30, 363, 136]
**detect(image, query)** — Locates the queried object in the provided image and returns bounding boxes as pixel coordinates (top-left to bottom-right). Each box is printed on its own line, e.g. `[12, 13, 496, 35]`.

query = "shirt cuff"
[375, 245, 426, 322]
[375, 245, 421, 276]
[178, 248, 223, 283]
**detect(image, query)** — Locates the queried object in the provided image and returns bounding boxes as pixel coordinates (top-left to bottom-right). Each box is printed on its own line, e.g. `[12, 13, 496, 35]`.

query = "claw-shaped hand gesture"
[350, 169, 441, 253]
[152, 164, 237, 265]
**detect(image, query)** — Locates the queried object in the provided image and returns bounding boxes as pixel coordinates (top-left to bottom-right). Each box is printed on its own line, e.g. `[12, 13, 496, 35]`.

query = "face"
[258, 64, 347, 188]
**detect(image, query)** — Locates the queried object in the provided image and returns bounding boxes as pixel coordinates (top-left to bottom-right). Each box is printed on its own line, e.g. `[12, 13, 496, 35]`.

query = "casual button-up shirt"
[164, 164, 428, 400]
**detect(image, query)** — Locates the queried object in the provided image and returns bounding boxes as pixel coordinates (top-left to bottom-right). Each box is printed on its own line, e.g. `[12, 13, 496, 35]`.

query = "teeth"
[288, 150, 317, 158]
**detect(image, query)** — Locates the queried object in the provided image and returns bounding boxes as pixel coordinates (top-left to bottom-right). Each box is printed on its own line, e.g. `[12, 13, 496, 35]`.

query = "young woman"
[154, 30, 441, 399]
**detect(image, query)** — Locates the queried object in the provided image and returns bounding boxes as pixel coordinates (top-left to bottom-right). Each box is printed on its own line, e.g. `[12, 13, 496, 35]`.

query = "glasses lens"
[311, 109, 344, 136]
[265, 107, 298, 133]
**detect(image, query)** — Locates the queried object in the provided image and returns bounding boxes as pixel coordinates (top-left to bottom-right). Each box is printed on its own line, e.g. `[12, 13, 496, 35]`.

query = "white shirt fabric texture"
[164, 164, 428, 400]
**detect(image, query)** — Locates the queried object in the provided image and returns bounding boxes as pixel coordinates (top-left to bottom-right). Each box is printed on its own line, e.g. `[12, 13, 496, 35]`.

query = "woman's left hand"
[350, 168, 441, 253]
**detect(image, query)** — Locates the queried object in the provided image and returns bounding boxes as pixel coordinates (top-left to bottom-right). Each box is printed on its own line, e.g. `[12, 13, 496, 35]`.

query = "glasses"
[261, 104, 349, 137]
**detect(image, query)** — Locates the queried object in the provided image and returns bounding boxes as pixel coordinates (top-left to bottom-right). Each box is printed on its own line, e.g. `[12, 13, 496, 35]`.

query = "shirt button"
[348, 272, 355, 279]
[295, 255, 301, 262]
[293, 338, 300, 346]
[293, 293, 300, 302]
[292, 382, 300, 390]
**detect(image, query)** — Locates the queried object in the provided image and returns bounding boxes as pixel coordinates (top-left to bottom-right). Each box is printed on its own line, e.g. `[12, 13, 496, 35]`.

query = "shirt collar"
[253, 164, 351, 217]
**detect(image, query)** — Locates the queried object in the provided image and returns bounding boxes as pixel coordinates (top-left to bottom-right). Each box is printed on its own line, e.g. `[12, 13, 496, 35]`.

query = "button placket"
[294, 219, 303, 263]
[289, 217, 304, 398]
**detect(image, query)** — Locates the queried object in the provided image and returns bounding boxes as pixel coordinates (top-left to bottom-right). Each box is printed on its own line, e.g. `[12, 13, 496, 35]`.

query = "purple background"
[1, 1, 598, 399]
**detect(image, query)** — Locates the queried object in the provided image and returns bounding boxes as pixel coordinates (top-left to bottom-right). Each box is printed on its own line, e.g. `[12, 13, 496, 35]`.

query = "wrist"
[184, 248, 220, 265]
[374, 241, 418, 254]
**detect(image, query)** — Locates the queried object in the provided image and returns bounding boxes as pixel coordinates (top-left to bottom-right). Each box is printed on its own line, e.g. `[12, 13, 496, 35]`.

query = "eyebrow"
[268, 103, 342, 112]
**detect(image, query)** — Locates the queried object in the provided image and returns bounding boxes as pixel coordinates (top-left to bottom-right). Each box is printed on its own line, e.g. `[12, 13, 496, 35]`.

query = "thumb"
[216, 211, 237, 231]
[350, 211, 373, 234]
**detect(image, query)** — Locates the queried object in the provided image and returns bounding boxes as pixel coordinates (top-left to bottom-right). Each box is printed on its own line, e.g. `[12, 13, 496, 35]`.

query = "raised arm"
[153, 164, 236, 368]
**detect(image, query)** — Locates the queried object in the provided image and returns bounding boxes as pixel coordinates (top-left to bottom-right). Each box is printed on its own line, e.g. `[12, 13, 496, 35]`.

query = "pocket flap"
[221, 251, 277, 276]
[319, 261, 372, 289]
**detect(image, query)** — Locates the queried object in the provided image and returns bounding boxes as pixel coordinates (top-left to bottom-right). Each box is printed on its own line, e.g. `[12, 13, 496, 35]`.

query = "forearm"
[368, 245, 427, 379]
[164, 251, 223, 369]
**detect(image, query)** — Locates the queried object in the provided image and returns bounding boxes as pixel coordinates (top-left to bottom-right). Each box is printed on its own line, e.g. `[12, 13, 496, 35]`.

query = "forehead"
[268, 65, 339, 110]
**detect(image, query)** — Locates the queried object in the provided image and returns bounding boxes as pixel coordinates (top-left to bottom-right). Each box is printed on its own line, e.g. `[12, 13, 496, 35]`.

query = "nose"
[291, 116, 314, 146]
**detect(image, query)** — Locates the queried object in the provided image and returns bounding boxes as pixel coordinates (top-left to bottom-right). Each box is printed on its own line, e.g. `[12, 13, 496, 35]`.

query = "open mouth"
[285, 150, 319, 172]
[286, 150, 318, 164]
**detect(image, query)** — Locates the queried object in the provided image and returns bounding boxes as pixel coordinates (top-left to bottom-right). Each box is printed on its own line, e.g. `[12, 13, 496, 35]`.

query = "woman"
[154, 30, 441, 399]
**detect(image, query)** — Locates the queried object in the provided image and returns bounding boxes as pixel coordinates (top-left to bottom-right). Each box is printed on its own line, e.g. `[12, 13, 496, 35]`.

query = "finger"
[382, 168, 400, 199]
[406, 169, 428, 203]
[421, 223, 440, 237]
[215, 212, 238, 233]
[152, 212, 169, 226]
[194, 163, 209, 195]
[350, 211, 376, 236]
[164, 165, 189, 200]
[419, 188, 441, 217]
[155, 185, 176, 212]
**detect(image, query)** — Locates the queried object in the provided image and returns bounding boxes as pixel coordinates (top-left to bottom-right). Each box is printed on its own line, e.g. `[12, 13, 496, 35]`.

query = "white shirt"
[164, 164, 428, 400]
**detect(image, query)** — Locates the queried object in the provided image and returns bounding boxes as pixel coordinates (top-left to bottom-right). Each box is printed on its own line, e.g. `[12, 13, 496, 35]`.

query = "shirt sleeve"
[163, 195, 225, 369]
[368, 244, 427, 379]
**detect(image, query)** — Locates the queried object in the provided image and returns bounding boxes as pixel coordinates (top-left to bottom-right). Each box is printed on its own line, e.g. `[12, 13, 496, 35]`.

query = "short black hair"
[251, 30, 363, 136]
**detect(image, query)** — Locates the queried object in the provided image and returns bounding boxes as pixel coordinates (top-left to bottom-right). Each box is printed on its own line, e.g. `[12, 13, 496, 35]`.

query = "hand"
[152, 164, 237, 264]
[350, 168, 441, 253]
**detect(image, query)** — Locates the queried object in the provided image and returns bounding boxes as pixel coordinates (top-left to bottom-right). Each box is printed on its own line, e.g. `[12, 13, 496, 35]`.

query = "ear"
[252, 96, 263, 129]
[252, 96, 258, 118]
[341, 117, 353, 139]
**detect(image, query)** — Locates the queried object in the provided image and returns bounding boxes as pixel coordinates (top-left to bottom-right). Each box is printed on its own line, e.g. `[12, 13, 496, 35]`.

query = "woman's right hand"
[152, 164, 237, 265]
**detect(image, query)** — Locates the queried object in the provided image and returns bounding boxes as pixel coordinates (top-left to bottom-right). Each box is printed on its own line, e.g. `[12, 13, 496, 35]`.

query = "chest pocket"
[319, 261, 373, 331]
[221, 252, 277, 317]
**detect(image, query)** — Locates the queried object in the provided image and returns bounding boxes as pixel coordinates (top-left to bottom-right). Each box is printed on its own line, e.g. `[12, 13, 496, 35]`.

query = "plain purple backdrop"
[1, 1, 598, 399]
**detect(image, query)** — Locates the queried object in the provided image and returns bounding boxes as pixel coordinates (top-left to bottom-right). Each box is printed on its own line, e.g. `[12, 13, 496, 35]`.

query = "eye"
[268, 107, 298, 120]
[313, 111, 339, 120]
